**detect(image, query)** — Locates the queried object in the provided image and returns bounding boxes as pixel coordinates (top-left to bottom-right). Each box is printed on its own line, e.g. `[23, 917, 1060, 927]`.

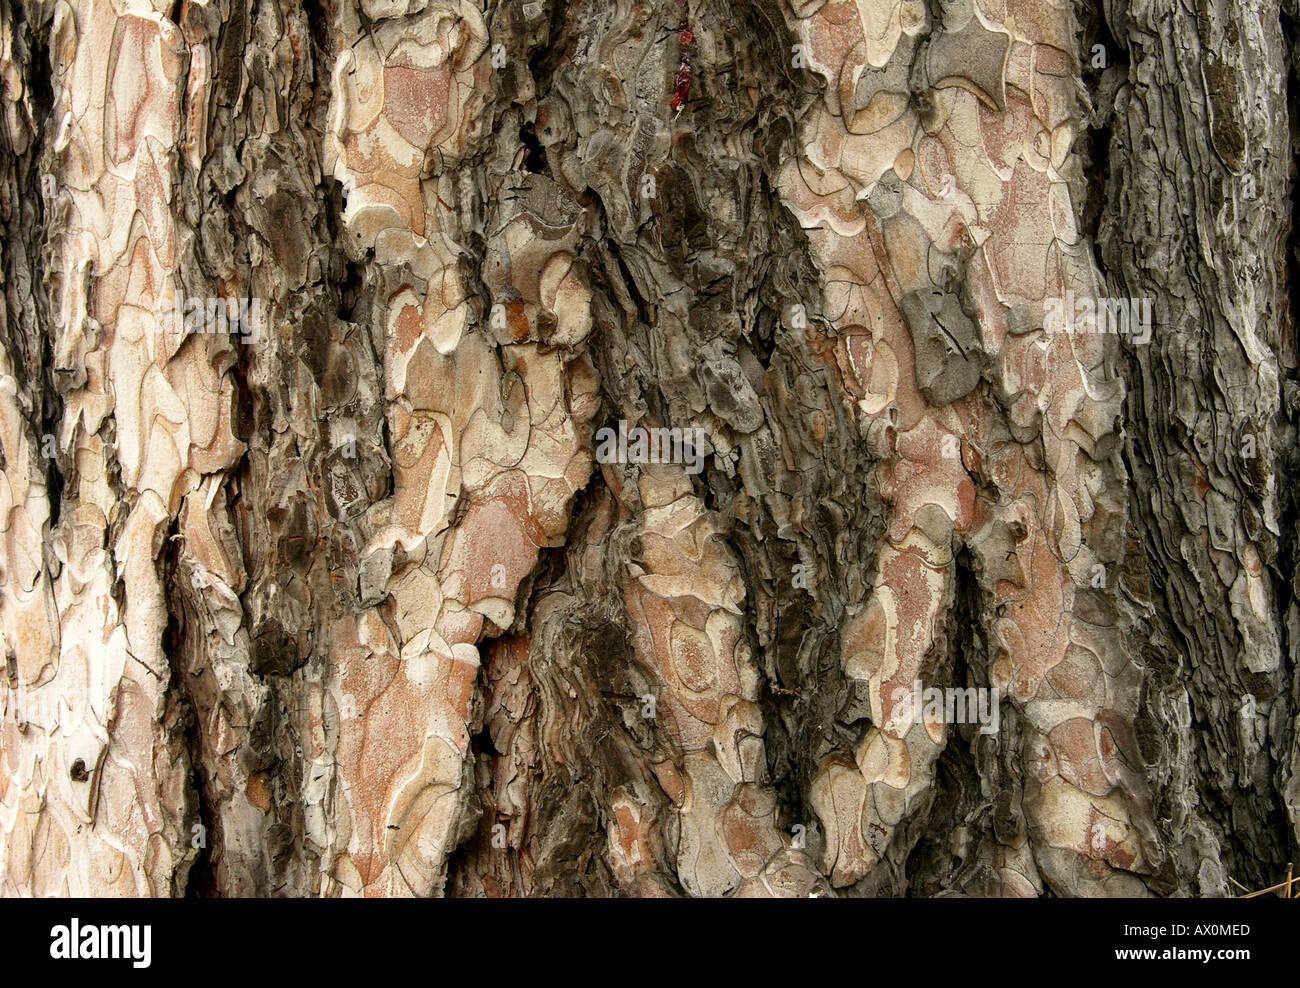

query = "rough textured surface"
[0, 0, 1295, 896]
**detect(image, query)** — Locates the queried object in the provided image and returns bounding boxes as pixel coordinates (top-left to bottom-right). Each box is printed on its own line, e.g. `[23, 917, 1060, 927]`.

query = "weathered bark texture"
[0, 0, 1296, 896]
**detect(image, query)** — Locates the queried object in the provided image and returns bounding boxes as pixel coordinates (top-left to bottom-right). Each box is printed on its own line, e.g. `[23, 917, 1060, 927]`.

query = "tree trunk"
[0, 0, 1295, 897]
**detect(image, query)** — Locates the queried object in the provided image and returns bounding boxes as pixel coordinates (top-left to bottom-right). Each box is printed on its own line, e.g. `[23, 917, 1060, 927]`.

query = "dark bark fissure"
[1275, 2, 1300, 874]
[165, 530, 218, 898]
[450, 0, 895, 891]
[902, 549, 991, 895]
[1097, 0, 1298, 891]
[0, 1, 53, 485]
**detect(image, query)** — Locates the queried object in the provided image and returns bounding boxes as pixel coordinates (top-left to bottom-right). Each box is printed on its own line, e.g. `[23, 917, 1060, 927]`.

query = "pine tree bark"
[0, 0, 1295, 897]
